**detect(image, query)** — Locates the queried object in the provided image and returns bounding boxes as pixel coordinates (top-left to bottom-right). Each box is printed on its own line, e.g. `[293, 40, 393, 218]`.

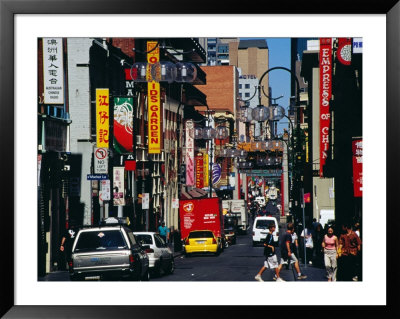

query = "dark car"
[69, 225, 149, 281]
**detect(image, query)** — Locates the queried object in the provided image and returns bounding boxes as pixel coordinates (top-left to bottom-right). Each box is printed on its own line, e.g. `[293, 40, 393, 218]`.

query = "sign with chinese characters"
[99, 179, 111, 202]
[352, 139, 363, 197]
[172, 198, 179, 209]
[113, 97, 134, 153]
[94, 147, 108, 174]
[96, 88, 110, 148]
[195, 153, 204, 189]
[185, 120, 195, 186]
[147, 41, 161, 154]
[43, 38, 64, 104]
[113, 167, 125, 206]
[203, 153, 209, 187]
[319, 38, 332, 177]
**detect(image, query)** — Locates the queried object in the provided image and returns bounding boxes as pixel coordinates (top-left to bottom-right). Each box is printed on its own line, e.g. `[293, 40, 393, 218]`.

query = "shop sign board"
[96, 88, 110, 148]
[113, 167, 125, 206]
[43, 38, 64, 104]
[142, 193, 150, 209]
[99, 179, 111, 201]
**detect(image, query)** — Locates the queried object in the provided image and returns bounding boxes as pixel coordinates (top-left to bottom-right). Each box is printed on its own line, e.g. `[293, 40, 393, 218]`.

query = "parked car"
[252, 216, 279, 247]
[69, 224, 149, 281]
[183, 230, 220, 256]
[133, 232, 174, 277]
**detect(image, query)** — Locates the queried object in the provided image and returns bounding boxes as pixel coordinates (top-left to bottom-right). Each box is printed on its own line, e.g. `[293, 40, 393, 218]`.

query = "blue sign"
[212, 163, 221, 184]
[87, 174, 108, 180]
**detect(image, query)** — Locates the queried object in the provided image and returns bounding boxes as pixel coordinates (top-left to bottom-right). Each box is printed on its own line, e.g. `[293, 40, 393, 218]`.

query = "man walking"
[158, 222, 170, 244]
[255, 223, 284, 282]
[278, 222, 307, 280]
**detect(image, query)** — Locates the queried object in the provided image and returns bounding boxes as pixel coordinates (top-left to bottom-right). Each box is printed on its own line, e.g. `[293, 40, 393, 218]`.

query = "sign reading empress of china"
[43, 38, 64, 104]
[319, 38, 332, 177]
[147, 41, 161, 154]
[96, 89, 110, 148]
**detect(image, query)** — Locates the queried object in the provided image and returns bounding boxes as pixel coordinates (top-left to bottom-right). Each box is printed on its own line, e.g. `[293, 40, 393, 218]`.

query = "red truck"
[179, 197, 225, 252]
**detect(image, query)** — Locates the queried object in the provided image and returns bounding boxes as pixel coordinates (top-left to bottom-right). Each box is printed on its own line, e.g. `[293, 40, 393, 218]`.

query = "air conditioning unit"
[136, 135, 142, 145]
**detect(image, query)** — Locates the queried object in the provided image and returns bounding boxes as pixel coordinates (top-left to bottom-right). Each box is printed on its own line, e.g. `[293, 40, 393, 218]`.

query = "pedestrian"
[255, 223, 284, 282]
[158, 222, 170, 244]
[322, 226, 339, 281]
[59, 223, 77, 271]
[337, 222, 362, 281]
[278, 222, 307, 280]
[353, 222, 362, 281]
[314, 223, 325, 267]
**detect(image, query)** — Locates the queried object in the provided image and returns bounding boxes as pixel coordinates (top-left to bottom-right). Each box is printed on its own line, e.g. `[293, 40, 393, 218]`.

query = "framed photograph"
[1, 0, 399, 317]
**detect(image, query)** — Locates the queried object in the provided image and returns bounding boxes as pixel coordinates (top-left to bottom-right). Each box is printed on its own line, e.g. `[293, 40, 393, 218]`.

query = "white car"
[133, 232, 174, 277]
[252, 216, 279, 246]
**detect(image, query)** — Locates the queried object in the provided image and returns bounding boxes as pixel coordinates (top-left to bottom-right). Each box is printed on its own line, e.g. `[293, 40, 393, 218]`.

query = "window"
[74, 230, 127, 252]
[154, 234, 166, 247]
[189, 231, 214, 238]
[245, 84, 250, 89]
[239, 93, 242, 98]
[239, 84, 242, 89]
[134, 234, 152, 245]
[245, 93, 250, 98]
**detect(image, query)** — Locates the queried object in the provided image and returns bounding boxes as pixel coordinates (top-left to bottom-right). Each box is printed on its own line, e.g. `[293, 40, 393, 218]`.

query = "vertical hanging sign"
[195, 153, 204, 189]
[43, 38, 64, 104]
[147, 41, 161, 154]
[96, 88, 110, 148]
[113, 167, 125, 206]
[185, 120, 195, 186]
[113, 97, 134, 153]
[352, 139, 363, 197]
[203, 153, 209, 187]
[319, 38, 332, 177]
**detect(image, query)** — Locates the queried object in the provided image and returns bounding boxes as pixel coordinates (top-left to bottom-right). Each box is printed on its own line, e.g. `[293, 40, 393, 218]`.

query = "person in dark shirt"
[255, 223, 284, 281]
[277, 222, 307, 280]
[59, 225, 77, 270]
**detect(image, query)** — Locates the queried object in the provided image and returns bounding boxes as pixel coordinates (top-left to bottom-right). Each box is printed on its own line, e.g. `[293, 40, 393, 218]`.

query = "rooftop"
[239, 39, 268, 49]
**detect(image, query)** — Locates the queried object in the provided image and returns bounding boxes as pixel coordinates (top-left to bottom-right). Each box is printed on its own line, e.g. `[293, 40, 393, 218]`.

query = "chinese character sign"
[43, 38, 64, 104]
[96, 88, 110, 148]
[195, 153, 204, 189]
[319, 38, 332, 177]
[352, 139, 363, 197]
[185, 120, 195, 186]
[147, 41, 161, 154]
[113, 97, 134, 153]
[113, 167, 125, 206]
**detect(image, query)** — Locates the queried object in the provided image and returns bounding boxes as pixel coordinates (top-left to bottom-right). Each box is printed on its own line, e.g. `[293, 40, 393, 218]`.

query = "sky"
[241, 37, 291, 135]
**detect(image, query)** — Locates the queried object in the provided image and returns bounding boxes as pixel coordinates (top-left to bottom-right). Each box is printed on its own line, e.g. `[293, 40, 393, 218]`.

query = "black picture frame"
[1, 0, 399, 317]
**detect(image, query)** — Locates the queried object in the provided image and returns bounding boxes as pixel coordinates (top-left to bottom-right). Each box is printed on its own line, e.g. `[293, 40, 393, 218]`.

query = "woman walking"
[322, 226, 339, 281]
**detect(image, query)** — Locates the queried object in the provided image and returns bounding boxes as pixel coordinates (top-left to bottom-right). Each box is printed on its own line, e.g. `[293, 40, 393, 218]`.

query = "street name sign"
[87, 174, 108, 180]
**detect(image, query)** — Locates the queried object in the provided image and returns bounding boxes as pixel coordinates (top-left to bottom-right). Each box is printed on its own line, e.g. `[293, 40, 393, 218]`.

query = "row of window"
[239, 84, 251, 89]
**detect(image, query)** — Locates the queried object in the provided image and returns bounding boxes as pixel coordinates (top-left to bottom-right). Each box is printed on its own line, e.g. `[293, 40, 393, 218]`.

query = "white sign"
[43, 38, 64, 104]
[113, 167, 125, 206]
[353, 38, 363, 54]
[100, 179, 110, 201]
[172, 198, 179, 209]
[94, 147, 108, 174]
[142, 193, 149, 209]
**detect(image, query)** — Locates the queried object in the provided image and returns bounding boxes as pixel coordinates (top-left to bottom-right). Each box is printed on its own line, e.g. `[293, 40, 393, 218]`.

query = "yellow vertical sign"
[203, 153, 209, 187]
[147, 41, 161, 154]
[96, 88, 110, 148]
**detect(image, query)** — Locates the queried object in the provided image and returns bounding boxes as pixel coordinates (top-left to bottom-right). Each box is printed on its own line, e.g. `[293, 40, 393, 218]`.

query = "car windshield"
[255, 220, 273, 229]
[74, 230, 127, 252]
[135, 234, 153, 245]
[189, 231, 214, 238]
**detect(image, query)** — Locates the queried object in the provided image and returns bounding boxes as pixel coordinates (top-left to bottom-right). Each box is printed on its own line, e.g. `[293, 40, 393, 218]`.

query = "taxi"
[184, 230, 220, 256]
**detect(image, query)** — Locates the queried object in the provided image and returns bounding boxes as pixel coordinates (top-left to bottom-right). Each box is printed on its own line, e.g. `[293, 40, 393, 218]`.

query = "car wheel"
[141, 268, 150, 281]
[165, 259, 175, 274]
[154, 260, 162, 277]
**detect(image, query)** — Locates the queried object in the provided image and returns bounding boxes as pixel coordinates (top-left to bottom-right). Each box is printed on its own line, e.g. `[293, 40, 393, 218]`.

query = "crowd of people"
[254, 218, 362, 282]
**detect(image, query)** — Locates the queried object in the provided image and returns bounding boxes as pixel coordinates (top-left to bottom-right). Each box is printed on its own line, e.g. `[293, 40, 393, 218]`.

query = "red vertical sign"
[319, 38, 332, 177]
[195, 153, 204, 188]
[352, 139, 363, 197]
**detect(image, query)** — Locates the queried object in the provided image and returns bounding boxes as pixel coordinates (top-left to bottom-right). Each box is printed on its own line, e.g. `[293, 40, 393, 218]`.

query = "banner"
[96, 88, 110, 148]
[113, 97, 134, 153]
[195, 153, 204, 188]
[352, 139, 363, 197]
[185, 120, 195, 186]
[319, 38, 332, 177]
[113, 167, 125, 206]
[147, 41, 161, 154]
[203, 153, 209, 187]
[304, 192, 311, 203]
[337, 38, 352, 65]
[43, 38, 64, 104]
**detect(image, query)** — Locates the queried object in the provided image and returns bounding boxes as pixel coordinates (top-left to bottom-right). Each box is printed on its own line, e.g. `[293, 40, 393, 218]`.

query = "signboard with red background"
[352, 139, 363, 197]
